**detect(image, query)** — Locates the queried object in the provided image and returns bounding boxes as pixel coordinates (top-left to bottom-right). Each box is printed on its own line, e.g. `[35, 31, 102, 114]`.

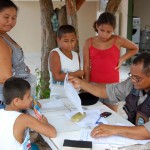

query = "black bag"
[78, 92, 99, 106]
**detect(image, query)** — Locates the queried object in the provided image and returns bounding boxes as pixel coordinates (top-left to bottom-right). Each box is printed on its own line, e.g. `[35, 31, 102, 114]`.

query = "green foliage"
[35, 68, 50, 99]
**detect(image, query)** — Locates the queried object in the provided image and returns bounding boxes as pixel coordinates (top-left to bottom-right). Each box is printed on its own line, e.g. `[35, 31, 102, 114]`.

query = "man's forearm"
[80, 80, 108, 98]
[116, 125, 150, 140]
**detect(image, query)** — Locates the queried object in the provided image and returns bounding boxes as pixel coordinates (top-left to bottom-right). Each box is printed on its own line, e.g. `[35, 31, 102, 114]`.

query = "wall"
[133, 0, 150, 29]
[118, 0, 129, 55]
[10, 1, 128, 57]
[9, 1, 41, 53]
[10, 1, 97, 55]
[78, 2, 97, 49]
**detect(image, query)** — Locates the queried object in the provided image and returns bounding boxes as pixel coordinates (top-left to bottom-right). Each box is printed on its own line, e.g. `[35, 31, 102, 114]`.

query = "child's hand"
[30, 99, 41, 110]
[40, 115, 49, 124]
[70, 70, 84, 78]
[79, 70, 84, 77]
[115, 59, 124, 70]
[37, 100, 41, 108]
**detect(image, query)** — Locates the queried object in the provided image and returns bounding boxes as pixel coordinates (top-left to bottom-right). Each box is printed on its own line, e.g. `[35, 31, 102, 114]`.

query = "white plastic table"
[28, 98, 134, 150]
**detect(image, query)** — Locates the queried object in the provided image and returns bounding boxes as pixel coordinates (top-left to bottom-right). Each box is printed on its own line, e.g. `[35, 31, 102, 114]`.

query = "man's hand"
[68, 76, 107, 98]
[91, 124, 116, 138]
[91, 124, 150, 140]
[68, 76, 82, 89]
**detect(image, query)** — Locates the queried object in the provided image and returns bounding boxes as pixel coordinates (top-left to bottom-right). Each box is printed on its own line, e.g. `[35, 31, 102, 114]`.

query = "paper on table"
[64, 73, 83, 114]
[65, 109, 108, 127]
[80, 129, 150, 147]
[41, 100, 65, 111]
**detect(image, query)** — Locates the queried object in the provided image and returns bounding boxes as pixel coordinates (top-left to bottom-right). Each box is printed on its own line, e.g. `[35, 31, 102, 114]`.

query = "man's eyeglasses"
[128, 73, 146, 83]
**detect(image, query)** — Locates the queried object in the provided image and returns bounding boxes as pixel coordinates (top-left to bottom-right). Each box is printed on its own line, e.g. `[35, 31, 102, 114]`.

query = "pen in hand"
[33, 96, 42, 120]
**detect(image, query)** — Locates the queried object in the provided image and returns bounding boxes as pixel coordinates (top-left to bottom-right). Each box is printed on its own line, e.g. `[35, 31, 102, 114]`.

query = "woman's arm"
[83, 38, 91, 82]
[0, 38, 12, 83]
[115, 36, 139, 70]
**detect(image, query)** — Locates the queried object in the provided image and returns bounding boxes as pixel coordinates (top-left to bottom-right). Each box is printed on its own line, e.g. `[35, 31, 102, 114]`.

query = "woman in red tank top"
[83, 12, 138, 111]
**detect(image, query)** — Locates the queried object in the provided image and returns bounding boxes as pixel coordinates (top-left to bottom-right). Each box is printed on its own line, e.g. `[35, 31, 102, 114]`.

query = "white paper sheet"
[64, 74, 83, 114]
[41, 100, 65, 111]
[65, 109, 108, 127]
[80, 129, 150, 147]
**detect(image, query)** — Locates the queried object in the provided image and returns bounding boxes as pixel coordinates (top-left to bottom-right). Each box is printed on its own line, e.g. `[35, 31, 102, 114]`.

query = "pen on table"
[95, 114, 103, 125]
[95, 115, 101, 124]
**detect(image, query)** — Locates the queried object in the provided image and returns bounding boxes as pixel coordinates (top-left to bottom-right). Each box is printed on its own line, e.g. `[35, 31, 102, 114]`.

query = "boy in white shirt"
[0, 77, 57, 150]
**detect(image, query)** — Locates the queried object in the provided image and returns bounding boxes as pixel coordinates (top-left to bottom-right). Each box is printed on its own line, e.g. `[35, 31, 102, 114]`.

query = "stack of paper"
[80, 129, 150, 147]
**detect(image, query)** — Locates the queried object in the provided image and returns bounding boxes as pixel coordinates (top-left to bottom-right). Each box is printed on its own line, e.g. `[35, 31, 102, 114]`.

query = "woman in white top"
[49, 25, 84, 99]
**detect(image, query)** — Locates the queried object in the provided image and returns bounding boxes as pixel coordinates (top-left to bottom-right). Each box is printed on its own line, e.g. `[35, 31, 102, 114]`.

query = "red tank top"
[89, 36, 120, 83]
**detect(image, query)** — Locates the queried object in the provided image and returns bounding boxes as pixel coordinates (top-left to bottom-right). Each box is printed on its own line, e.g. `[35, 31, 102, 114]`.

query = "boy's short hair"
[57, 25, 76, 38]
[3, 77, 31, 105]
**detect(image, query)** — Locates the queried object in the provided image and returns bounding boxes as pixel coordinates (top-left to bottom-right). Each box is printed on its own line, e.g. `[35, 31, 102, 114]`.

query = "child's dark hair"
[3, 77, 30, 105]
[0, 0, 18, 12]
[93, 12, 116, 33]
[57, 25, 76, 38]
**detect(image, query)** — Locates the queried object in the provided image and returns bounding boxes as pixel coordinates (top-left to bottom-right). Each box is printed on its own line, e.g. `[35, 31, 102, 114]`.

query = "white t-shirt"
[0, 109, 31, 150]
[49, 48, 80, 99]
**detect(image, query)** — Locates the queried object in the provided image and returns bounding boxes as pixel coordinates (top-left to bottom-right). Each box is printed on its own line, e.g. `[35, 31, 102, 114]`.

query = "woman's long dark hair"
[93, 12, 116, 33]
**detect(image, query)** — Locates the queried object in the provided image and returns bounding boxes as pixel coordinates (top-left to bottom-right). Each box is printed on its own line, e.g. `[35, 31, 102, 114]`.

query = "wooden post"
[76, 0, 85, 11]
[105, 0, 122, 14]
[39, 0, 57, 98]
